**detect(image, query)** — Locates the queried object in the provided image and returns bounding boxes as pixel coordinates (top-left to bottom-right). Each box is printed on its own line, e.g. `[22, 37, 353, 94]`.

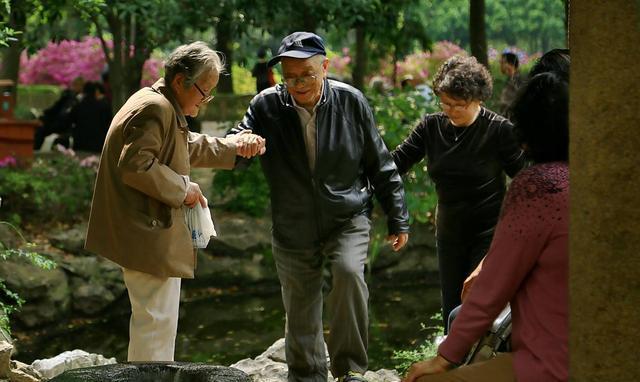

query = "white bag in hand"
[185, 198, 217, 248]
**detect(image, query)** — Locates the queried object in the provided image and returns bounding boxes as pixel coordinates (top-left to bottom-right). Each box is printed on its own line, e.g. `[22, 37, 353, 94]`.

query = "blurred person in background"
[498, 52, 523, 118]
[34, 76, 85, 150]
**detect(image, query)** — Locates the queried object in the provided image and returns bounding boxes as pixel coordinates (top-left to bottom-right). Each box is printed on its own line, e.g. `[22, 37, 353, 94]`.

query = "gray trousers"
[273, 214, 371, 382]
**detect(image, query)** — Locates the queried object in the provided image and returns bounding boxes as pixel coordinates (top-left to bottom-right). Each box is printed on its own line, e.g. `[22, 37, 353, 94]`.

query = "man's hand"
[402, 355, 453, 382]
[229, 130, 266, 158]
[184, 182, 206, 208]
[461, 257, 484, 302]
[387, 232, 409, 252]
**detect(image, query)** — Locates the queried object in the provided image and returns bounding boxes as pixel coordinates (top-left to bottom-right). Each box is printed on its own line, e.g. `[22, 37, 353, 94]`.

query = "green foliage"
[0, 23, 18, 47]
[421, 0, 566, 53]
[0, 152, 97, 225]
[211, 161, 270, 217]
[0, 221, 56, 333]
[231, 63, 255, 95]
[0, 0, 18, 47]
[368, 89, 438, 224]
[392, 313, 444, 374]
[16, 84, 62, 115]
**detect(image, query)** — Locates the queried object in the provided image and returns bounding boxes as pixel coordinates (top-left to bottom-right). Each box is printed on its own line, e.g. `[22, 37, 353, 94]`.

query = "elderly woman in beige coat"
[85, 41, 265, 362]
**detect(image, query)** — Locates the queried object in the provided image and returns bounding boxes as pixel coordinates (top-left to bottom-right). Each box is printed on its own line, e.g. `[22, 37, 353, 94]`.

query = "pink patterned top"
[438, 162, 569, 382]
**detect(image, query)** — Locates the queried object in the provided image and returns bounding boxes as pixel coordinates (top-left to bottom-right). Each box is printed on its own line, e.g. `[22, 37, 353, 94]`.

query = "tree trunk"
[214, 18, 234, 94]
[392, 46, 399, 88]
[300, 7, 318, 32]
[564, 0, 570, 46]
[0, 8, 27, 103]
[100, 11, 149, 112]
[352, 24, 367, 90]
[469, 0, 488, 67]
[103, 10, 127, 112]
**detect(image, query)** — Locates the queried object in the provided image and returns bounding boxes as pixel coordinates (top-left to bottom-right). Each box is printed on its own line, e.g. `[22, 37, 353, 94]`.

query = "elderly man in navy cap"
[229, 32, 410, 382]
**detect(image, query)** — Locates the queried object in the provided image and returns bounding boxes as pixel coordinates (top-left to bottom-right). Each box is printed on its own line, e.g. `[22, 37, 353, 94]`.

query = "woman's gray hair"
[164, 41, 225, 89]
[432, 55, 493, 102]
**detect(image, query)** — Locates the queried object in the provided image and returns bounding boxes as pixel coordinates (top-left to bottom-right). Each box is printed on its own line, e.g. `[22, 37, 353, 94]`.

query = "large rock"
[231, 357, 289, 382]
[362, 369, 400, 382]
[0, 257, 70, 327]
[1, 341, 42, 382]
[47, 224, 92, 257]
[0, 341, 12, 378]
[231, 338, 330, 382]
[56, 256, 125, 315]
[232, 338, 400, 382]
[370, 221, 438, 278]
[208, 215, 271, 257]
[49, 363, 250, 382]
[31, 349, 116, 380]
[194, 252, 278, 284]
[0, 223, 20, 249]
[6, 361, 41, 382]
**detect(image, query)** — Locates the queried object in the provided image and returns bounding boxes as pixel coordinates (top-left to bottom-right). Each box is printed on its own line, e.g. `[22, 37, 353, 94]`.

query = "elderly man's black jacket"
[230, 79, 409, 249]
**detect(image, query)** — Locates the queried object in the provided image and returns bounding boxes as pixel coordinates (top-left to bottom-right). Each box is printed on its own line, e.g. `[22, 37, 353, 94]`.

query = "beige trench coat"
[85, 79, 237, 278]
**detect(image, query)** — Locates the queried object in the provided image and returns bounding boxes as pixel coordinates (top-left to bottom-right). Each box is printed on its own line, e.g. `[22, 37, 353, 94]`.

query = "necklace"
[450, 106, 482, 142]
[453, 127, 465, 142]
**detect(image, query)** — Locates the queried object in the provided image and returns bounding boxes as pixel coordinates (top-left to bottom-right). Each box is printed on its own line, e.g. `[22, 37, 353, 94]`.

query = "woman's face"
[172, 70, 219, 117]
[438, 93, 481, 127]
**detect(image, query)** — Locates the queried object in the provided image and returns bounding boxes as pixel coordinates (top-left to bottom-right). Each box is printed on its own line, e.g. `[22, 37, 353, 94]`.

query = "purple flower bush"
[0, 155, 17, 168]
[366, 41, 541, 90]
[19, 37, 162, 87]
[371, 41, 467, 88]
[328, 47, 352, 82]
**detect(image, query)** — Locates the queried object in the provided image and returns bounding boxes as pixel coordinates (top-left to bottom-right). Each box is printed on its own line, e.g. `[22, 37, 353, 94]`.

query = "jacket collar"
[151, 78, 188, 129]
[278, 77, 331, 109]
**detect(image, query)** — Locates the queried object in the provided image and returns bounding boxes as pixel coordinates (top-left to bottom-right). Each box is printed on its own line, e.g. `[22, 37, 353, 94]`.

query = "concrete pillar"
[570, 1, 640, 380]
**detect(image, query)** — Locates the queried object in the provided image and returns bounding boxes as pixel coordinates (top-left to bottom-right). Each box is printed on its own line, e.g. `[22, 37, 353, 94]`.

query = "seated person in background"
[34, 76, 85, 150]
[402, 50, 570, 382]
[69, 81, 112, 153]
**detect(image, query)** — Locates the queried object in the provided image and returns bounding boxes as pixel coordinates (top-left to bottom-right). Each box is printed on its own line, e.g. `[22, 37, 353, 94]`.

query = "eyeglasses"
[282, 74, 317, 88]
[436, 99, 470, 112]
[194, 82, 215, 103]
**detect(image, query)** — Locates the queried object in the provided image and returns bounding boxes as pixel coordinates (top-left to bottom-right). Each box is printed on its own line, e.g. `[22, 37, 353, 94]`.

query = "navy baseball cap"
[268, 32, 327, 67]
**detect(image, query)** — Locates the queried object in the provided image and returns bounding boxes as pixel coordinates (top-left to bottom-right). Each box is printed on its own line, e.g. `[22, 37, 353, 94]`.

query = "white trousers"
[122, 268, 181, 361]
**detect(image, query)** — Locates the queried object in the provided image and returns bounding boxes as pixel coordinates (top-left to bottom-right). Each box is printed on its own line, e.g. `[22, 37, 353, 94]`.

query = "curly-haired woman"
[391, 55, 526, 331]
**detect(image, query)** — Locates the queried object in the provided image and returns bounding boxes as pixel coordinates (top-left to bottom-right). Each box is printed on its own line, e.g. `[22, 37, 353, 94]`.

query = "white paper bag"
[185, 199, 217, 248]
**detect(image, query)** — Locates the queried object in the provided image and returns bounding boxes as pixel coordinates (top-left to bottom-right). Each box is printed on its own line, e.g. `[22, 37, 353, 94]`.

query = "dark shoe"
[338, 371, 368, 382]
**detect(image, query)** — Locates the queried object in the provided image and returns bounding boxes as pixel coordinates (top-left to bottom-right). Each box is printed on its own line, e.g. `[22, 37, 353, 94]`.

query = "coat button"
[151, 219, 157, 227]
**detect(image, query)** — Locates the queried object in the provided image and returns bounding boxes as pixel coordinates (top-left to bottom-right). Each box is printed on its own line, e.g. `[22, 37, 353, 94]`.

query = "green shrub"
[0, 221, 56, 333]
[210, 161, 270, 217]
[232, 64, 257, 95]
[392, 314, 444, 374]
[16, 84, 62, 115]
[0, 152, 97, 225]
[368, 89, 439, 224]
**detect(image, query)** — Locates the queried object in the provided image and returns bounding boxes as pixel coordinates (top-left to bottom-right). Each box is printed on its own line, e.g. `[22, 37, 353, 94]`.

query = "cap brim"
[268, 51, 319, 67]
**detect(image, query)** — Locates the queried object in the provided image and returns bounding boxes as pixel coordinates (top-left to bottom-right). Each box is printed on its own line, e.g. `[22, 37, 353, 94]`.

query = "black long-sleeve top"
[392, 108, 525, 240]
